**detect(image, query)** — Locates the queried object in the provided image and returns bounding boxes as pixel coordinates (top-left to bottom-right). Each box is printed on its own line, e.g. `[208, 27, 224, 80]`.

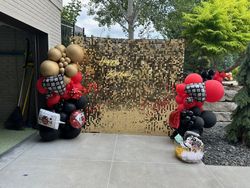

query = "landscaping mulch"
[202, 123, 250, 166]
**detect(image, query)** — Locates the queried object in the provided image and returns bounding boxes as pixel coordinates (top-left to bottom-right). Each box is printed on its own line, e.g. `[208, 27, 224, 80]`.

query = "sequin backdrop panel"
[72, 37, 184, 135]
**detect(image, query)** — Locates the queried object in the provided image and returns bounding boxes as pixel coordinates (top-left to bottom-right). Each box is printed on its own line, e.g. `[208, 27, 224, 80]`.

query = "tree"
[226, 43, 250, 147]
[62, 0, 82, 25]
[154, 0, 202, 39]
[87, 0, 169, 39]
[182, 0, 250, 69]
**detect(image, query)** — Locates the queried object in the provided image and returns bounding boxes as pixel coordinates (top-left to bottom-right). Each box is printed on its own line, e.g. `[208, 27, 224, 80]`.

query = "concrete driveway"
[0, 133, 249, 188]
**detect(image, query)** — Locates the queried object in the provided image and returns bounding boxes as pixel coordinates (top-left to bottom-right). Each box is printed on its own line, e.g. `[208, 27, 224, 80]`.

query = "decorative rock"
[204, 102, 237, 112]
[214, 112, 232, 122]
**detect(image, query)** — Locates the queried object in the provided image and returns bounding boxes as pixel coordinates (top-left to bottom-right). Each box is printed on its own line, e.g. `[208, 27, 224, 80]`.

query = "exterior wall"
[0, 0, 62, 48]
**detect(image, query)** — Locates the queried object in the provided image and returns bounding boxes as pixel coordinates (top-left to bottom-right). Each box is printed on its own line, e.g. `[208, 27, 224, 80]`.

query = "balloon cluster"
[36, 44, 88, 141]
[200, 69, 228, 83]
[175, 73, 224, 112]
[200, 69, 215, 81]
[169, 73, 224, 163]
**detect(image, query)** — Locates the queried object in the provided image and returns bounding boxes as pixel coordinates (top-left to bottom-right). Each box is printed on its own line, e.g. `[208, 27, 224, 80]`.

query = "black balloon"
[63, 102, 77, 114]
[201, 110, 217, 128]
[187, 110, 194, 116]
[60, 124, 81, 139]
[60, 112, 68, 122]
[188, 120, 194, 126]
[39, 126, 59, 141]
[54, 101, 64, 113]
[76, 96, 88, 109]
[189, 116, 205, 135]
[191, 107, 202, 116]
[208, 69, 215, 76]
[191, 115, 197, 121]
[185, 116, 191, 121]
[201, 71, 208, 78]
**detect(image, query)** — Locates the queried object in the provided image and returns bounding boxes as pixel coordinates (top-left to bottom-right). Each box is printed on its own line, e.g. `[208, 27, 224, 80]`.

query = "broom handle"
[17, 39, 30, 107]
[22, 68, 34, 115]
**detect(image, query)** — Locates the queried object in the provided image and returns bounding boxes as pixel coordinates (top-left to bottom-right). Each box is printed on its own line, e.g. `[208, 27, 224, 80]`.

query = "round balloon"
[176, 83, 186, 95]
[76, 96, 88, 109]
[69, 110, 86, 128]
[201, 110, 217, 128]
[71, 72, 83, 83]
[184, 73, 203, 84]
[47, 94, 60, 108]
[63, 102, 77, 114]
[36, 77, 47, 94]
[205, 80, 224, 102]
[175, 95, 183, 104]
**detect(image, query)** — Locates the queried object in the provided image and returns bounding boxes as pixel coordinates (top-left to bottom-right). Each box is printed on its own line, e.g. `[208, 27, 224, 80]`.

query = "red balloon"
[70, 110, 86, 128]
[175, 95, 183, 104]
[176, 83, 186, 95]
[71, 72, 83, 84]
[36, 77, 47, 94]
[73, 83, 83, 90]
[205, 80, 224, 102]
[177, 104, 185, 111]
[47, 94, 60, 107]
[195, 102, 204, 108]
[184, 73, 203, 84]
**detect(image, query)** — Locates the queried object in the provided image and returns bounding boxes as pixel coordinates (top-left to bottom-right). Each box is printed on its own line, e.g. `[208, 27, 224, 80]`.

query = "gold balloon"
[55, 44, 66, 53]
[58, 62, 64, 68]
[40, 60, 59, 77]
[63, 61, 68, 67]
[65, 64, 78, 77]
[59, 68, 65, 74]
[65, 57, 71, 63]
[48, 48, 62, 62]
[66, 44, 84, 63]
[60, 57, 65, 63]
[63, 76, 71, 85]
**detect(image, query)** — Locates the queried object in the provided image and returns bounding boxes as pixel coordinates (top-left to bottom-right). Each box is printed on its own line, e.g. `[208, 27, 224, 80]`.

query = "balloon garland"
[169, 73, 224, 163]
[36, 44, 89, 141]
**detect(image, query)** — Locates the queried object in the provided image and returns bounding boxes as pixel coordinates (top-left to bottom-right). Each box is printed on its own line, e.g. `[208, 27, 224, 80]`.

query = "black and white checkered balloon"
[42, 74, 66, 95]
[185, 83, 206, 103]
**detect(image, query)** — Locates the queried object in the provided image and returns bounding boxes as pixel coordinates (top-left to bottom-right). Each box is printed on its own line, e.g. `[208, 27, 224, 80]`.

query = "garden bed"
[202, 123, 250, 166]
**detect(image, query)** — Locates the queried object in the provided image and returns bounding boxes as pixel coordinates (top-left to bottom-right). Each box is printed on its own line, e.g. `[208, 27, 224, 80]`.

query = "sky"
[62, 0, 162, 39]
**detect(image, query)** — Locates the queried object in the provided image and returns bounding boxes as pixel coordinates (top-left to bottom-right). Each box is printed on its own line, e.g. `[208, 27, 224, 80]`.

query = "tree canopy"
[226, 43, 250, 147]
[154, 0, 202, 39]
[87, 0, 170, 39]
[182, 0, 250, 64]
[62, 0, 82, 25]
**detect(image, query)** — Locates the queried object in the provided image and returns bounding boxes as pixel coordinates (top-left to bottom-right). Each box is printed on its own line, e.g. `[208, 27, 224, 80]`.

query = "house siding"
[0, 0, 62, 48]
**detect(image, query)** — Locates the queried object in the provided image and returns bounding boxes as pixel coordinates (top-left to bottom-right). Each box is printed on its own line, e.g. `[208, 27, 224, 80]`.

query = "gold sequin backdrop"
[72, 37, 185, 135]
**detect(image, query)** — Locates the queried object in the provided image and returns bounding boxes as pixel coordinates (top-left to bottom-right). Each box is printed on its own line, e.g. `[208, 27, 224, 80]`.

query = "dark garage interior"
[0, 12, 48, 154]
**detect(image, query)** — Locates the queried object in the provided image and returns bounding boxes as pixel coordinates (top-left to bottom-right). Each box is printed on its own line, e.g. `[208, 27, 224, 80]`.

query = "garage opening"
[0, 12, 48, 155]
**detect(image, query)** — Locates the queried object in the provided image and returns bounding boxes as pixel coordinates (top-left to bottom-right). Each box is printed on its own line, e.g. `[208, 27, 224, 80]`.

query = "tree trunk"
[127, 0, 134, 39]
[128, 23, 134, 39]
